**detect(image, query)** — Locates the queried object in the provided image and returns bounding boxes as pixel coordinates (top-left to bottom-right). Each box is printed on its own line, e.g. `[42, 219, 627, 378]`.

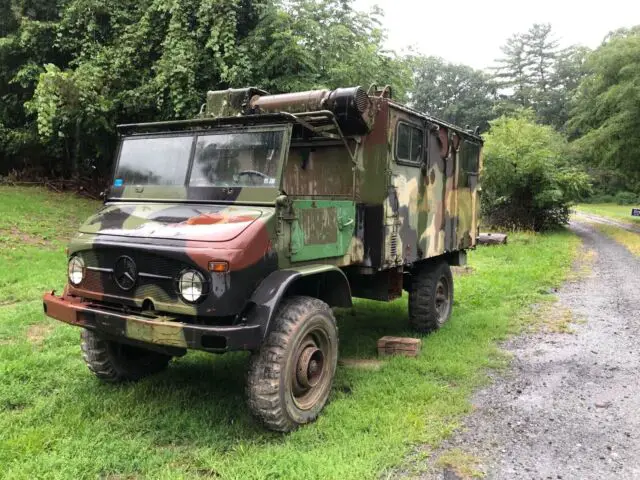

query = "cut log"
[377, 336, 421, 358]
[477, 233, 508, 245]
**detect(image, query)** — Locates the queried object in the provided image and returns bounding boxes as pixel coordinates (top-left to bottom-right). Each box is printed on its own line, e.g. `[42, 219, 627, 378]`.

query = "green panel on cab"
[290, 200, 356, 262]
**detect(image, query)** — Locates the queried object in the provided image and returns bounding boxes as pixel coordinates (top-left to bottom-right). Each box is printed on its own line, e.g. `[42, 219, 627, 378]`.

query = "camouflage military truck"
[43, 85, 482, 432]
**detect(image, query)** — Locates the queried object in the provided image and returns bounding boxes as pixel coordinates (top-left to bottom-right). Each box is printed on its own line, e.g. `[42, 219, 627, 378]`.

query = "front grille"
[81, 270, 177, 302]
[78, 248, 190, 301]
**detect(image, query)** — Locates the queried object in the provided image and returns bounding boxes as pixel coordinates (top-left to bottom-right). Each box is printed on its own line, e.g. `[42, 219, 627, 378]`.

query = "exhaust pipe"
[250, 86, 374, 135]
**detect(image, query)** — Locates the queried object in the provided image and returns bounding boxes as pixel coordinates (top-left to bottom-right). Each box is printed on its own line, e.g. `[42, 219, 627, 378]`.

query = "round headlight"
[178, 270, 206, 303]
[68, 256, 85, 285]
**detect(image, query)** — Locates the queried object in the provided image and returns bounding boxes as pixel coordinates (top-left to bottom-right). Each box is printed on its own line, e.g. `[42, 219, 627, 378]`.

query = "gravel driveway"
[418, 220, 640, 479]
[575, 211, 640, 233]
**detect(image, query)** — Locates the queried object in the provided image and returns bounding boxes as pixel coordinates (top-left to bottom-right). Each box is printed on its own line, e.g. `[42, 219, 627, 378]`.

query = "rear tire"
[80, 329, 171, 382]
[246, 296, 338, 432]
[408, 260, 454, 334]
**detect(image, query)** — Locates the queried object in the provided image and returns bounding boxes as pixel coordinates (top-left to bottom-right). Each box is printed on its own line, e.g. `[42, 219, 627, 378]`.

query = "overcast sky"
[353, 0, 640, 71]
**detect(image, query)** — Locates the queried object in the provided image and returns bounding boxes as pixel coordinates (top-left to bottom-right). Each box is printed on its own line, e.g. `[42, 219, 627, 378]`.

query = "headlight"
[68, 256, 85, 285]
[178, 270, 206, 303]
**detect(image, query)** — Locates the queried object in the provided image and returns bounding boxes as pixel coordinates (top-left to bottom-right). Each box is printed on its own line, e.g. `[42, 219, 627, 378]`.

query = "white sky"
[353, 0, 640, 70]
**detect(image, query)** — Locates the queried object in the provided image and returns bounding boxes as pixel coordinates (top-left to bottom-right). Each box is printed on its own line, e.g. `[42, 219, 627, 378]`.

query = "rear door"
[455, 137, 482, 249]
[385, 111, 426, 267]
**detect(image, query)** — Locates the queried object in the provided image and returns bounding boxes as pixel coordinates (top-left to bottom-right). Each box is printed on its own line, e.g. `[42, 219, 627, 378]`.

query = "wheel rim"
[435, 276, 451, 325]
[290, 321, 333, 411]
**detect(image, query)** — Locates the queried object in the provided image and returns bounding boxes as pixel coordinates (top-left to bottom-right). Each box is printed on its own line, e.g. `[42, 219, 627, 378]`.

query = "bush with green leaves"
[481, 111, 591, 231]
[615, 191, 638, 205]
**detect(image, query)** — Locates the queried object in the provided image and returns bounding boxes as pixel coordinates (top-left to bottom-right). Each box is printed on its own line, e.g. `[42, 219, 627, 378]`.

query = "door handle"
[339, 218, 354, 230]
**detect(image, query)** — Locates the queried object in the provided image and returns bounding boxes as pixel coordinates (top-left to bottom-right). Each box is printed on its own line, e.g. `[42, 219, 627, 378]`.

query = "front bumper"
[43, 292, 262, 353]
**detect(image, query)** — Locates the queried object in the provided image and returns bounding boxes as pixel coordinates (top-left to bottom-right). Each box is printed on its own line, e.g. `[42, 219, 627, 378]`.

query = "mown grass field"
[0, 186, 580, 479]
[575, 203, 640, 225]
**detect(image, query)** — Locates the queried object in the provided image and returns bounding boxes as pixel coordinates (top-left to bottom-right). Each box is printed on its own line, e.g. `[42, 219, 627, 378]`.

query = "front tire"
[80, 329, 171, 382]
[246, 296, 338, 432]
[408, 260, 454, 333]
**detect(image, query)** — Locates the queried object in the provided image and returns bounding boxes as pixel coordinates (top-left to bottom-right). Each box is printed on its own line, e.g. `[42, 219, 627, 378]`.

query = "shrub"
[615, 191, 638, 205]
[481, 111, 591, 231]
[584, 193, 616, 204]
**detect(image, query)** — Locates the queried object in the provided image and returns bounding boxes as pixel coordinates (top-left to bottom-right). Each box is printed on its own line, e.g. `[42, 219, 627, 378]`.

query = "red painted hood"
[79, 203, 273, 242]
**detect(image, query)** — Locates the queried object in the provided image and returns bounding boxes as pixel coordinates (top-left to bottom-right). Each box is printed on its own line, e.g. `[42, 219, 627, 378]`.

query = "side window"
[458, 141, 481, 188]
[396, 122, 424, 166]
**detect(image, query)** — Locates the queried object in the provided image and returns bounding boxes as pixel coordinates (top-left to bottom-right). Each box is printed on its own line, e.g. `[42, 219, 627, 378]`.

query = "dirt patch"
[452, 266, 475, 276]
[0, 299, 20, 307]
[338, 358, 384, 371]
[435, 449, 485, 479]
[26, 323, 55, 345]
[0, 227, 53, 247]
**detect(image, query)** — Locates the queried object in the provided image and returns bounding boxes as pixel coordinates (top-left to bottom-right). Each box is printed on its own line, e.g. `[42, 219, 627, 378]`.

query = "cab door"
[283, 145, 357, 263]
[289, 200, 356, 262]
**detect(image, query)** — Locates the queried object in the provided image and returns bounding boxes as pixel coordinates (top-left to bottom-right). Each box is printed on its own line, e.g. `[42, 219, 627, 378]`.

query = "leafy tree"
[242, 0, 411, 98]
[568, 27, 640, 193]
[409, 56, 496, 131]
[1, 0, 413, 178]
[0, 0, 66, 175]
[482, 111, 590, 231]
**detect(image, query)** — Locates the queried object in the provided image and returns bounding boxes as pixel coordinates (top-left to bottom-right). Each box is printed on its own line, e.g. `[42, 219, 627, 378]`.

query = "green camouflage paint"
[44, 85, 482, 352]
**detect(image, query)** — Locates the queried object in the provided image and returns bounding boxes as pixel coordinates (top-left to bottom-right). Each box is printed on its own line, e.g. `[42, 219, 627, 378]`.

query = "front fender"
[242, 265, 352, 340]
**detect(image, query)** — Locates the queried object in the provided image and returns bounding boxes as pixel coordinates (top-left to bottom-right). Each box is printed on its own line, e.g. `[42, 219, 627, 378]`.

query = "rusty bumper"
[42, 292, 262, 353]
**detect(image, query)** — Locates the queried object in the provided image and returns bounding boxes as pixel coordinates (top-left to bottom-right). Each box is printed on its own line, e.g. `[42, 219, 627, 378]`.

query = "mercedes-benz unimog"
[43, 85, 483, 432]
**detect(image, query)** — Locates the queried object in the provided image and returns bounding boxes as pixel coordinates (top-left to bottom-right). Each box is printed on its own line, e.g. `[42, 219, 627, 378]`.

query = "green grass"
[0, 186, 581, 479]
[575, 203, 640, 225]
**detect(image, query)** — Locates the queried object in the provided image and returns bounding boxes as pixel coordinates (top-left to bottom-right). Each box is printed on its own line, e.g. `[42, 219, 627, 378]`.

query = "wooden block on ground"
[377, 336, 421, 357]
[477, 232, 508, 245]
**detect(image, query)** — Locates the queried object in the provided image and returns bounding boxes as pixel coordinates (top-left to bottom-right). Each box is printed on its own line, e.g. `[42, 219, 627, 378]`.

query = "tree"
[493, 29, 536, 108]
[409, 56, 496, 131]
[493, 23, 588, 130]
[2, 0, 413, 178]
[544, 45, 590, 130]
[241, 0, 411, 99]
[568, 27, 640, 193]
[482, 111, 590, 231]
[0, 0, 66, 175]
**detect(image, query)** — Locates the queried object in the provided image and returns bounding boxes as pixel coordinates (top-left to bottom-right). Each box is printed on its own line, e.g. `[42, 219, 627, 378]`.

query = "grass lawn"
[575, 203, 640, 225]
[0, 186, 581, 479]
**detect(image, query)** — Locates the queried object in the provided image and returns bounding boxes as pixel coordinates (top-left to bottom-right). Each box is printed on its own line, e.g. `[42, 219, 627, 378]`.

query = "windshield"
[115, 136, 192, 185]
[113, 129, 285, 190]
[190, 131, 281, 187]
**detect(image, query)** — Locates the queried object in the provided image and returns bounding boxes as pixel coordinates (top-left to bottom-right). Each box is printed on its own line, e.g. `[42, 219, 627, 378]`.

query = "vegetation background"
[0, 0, 638, 226]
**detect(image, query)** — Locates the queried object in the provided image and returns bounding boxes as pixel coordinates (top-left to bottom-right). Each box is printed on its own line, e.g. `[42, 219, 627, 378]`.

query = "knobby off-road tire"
[246, 296, 338, 432]
[408, 259, 454, 334]
[80, 329, 171, 382]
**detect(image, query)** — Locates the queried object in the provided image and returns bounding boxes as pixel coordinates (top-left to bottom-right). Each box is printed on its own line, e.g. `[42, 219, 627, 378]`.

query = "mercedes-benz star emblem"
[113, 256, 137, 291]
